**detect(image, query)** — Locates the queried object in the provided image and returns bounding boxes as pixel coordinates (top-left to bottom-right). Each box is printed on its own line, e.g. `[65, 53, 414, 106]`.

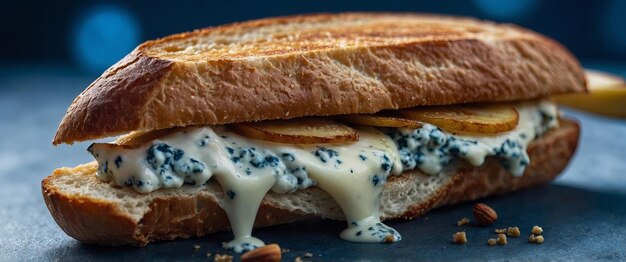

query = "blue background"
[1, 1, 626, 261]
[2, 0, 626, 76]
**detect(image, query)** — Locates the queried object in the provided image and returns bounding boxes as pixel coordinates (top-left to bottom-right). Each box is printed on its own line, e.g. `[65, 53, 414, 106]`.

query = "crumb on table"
[457, 217, 470, 226]
[497, 234, 507, 245]
[214, 254, 233, 262]
[535, 235, 544, 244]
[487, 238, 497, 246]
[453, 232, 467, 244]
[507, 227, 521, 237]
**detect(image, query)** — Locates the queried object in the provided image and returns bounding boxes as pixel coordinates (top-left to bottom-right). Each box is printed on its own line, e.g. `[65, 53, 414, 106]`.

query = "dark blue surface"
[0, 68, 625, 261]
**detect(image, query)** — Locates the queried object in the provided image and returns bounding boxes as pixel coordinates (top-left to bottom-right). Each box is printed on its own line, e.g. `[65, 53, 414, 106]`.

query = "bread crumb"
[507, 227, 521, 237]
[487, 238, 497, 246]
[535, 235, 544, 244]
[495, 228, 506, 234]
[206, 252, 212, 257]
[294, 257, 303, 262]
[193, 244, 201, 250]
[497, 234, 507, 245]
[453, 232, 467, 244]
[214, 254, 233, 262]
[282, 248, 290, 253]
[457, 217, 470, 226]
[304, 252, 313, 258]
[529, 234, 536, 243]
[532, 225, 543, 235]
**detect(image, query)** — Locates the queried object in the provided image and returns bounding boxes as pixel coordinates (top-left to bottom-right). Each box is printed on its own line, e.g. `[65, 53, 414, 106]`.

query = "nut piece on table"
[497, 234, 508, 245]
[241, 244, 282, 262]
[507, 227, 521, 237]
[473, 203, 498, 226]
[487, 238, 497, 246]
[495, 228, 506, 234]
[457, 217, 470, 226]
[214, 254, 234, 262]
[530, 234, 545, 244]
[535, 235, 545, 244]
[532, 225, 543, 235]
[453, 232, 467, 244]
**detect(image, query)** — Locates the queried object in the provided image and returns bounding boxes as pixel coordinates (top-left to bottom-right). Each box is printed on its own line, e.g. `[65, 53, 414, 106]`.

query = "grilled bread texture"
[53, 13, 585, 145]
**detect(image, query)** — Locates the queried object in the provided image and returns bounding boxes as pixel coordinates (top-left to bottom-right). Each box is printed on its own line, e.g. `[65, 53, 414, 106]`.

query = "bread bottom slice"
[42, 120, 580, 246]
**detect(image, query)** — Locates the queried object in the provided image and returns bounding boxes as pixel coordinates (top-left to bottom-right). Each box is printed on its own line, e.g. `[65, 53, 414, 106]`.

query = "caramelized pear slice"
[230, 118, 359, 144]
[336, 114, 423, 129]
[115, 127, 179, 147]
[399, 104, 519, 133]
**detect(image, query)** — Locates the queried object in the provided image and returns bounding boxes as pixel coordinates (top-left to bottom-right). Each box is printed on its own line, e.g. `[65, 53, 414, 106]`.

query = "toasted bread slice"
[53, 13, 585, 145]
[42, 119, 579, 246]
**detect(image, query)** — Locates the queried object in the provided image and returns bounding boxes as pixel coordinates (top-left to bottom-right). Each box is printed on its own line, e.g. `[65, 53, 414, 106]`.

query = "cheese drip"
[88, 99, 558, 252]
[90, 126, 403, 252]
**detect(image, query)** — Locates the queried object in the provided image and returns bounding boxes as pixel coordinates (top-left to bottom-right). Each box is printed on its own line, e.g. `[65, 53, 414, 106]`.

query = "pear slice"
[335, 114, 423, 129]
[399, 104, 519, 133]
[230, 118, 359, 144]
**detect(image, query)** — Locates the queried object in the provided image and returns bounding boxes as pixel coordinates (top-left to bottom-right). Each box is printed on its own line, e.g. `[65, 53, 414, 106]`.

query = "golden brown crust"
[42, 120, 579, 246]
[53, 13, 585, 144]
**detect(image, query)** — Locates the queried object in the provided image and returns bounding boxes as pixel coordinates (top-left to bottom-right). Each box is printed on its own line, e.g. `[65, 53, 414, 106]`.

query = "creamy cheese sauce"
[88, 100, 558, 252]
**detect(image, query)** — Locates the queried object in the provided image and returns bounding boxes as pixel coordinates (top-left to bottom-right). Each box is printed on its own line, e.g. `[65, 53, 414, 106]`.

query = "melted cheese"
[88, 99, 558, 252]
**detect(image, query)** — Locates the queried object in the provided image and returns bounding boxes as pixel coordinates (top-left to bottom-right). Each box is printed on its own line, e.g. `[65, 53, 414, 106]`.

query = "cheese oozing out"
[88, 99, 558, 252]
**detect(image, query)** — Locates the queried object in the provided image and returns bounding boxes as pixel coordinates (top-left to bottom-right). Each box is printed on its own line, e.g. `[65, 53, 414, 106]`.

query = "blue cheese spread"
[88, 99, 558, 252]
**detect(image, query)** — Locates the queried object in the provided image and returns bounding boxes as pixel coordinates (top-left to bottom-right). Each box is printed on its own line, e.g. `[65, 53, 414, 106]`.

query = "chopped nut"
[507, 227, 521, 237]
[453, 231, 467, 244]
[529, 234, 536, 243]
[241, 244, 281, 262]
[495, 228, 506, 234]
[206, 252, 212, 257]
[281, 248, 290, 254]
[473, 203, 498, 225]
[497, 233, 507, 245]
[384, 235, 395, 243]
[535, 235, 544, 244]
[487, 238, 497, 246]
[303, 252, 313, 258]
[532, 225, 543, 235]
[294, 257, 303, 262]
[457, 217, 470, 226]
[214, 254, 233, 262]
[193, 244, 201, 250]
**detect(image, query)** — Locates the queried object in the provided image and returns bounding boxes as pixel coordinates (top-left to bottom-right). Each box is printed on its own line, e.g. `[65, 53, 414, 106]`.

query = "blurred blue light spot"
[603, 0, 626, 55]
[473, 0, 538, 20]
[72, 5, 140, 74]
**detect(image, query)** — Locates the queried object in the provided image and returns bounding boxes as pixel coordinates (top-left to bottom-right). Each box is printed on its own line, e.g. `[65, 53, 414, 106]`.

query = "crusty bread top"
[53, 13, 585, 145]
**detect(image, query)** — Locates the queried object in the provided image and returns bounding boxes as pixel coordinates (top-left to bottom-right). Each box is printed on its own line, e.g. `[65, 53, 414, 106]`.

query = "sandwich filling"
[88, 99, 558, 252]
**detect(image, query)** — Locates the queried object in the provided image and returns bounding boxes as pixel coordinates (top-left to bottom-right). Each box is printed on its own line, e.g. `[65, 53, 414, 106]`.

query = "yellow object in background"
[554, 70, 626, 118]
